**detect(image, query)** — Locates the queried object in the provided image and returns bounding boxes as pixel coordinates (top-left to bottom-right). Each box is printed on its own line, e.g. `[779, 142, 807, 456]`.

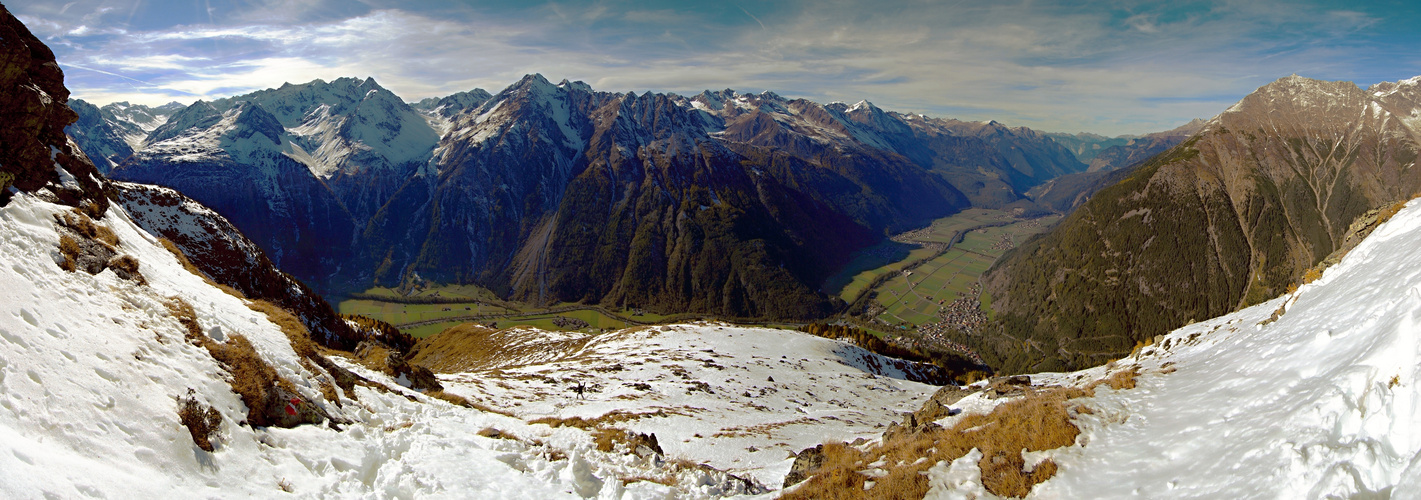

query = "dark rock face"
[384, 352, 443, 392]
[0, 5, 107, 210]
[982, 75, 1421, 373]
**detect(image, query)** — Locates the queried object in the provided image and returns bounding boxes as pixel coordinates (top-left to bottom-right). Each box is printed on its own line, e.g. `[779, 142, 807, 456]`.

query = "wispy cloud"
[13, 0, 1420, 135]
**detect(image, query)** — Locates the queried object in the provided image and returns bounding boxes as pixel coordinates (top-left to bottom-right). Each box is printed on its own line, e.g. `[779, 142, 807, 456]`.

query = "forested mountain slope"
[980, 75, 1421, 372]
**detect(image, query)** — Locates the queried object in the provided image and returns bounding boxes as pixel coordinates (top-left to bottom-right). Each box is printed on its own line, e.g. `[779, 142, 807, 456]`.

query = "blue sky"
[12, 0, 1421, 135]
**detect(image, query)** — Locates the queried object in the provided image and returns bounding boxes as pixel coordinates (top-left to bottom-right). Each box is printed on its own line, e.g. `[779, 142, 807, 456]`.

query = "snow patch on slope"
[440, 324, 941, 487]
[986, 198, 1421, 498]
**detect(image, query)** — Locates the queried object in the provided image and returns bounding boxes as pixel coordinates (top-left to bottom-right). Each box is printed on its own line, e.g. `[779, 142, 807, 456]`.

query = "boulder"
[783, 444, 827, 488]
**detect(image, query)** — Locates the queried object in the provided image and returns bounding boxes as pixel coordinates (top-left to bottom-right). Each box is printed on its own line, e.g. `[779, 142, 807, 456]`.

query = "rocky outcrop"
[783, 444, 828, 488]
[0, 5, 107, 211]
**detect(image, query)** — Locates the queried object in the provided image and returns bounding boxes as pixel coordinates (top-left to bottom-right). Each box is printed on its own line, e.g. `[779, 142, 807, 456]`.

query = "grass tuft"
[784, 386, 1092, 499]
[178, 390, 222, 452]
[58, 234, 78, 271]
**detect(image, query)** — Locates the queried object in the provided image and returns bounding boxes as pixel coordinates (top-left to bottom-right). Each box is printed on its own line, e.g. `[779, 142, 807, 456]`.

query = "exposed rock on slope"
[982, 75, 1421, 372]
[0, 6, 106, 210]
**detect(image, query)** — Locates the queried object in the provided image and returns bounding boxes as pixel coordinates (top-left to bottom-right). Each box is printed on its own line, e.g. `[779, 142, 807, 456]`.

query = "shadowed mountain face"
[111, 101, 360, 290]
[1045, 132, 1133, 163]
[1029, 120, 1206, 213]
[78, 74, 1088, 319]
[363, 77, 1090, 318]
[364, 77, 964, 318]
[979, 75, 1421, 373]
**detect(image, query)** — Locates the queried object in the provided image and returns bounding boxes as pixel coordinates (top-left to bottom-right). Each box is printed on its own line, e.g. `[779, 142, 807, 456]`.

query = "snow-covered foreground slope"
[0, 193, 803, 498]
[922, 198, 1421, 498]
[434, 325, 941, 486]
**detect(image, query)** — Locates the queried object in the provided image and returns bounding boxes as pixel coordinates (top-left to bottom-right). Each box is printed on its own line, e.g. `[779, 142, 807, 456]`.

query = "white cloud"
[28, 0, 1420, 136]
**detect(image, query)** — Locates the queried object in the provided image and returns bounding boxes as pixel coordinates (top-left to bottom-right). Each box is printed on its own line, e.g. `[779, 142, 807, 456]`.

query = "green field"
[838, 210, 1060, 328]
[338, 300, 518, 325]
[339, 285, 664, 338]
[825, 209, 1023, 301]
[390, 308, 640, 338]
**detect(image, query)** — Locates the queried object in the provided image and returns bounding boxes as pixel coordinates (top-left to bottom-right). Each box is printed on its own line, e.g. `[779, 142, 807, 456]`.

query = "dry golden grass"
[206, 333, 293, 427]
[784, 386, 1093, 499]
[56, 210, 118, 247]
[108, 254, 139, 274]
[247, 299, 316, 360]
[426, 390, 473, 408]
[956, 370, 991, 385]
[76, 200, 106, 220]
[178, 392, 222, 452]
[712, 418, 819, 439]
[318, 379, 341, 407]
[529, 410, 658, 430]
[1100, 367, 1140, 391]
[164, 297, 204, 342]
[57, 234, 79, 271]
[106, 254, 146, 284]
[593, 428, 629, 452]
[214, 283, 246, 299]
[1377, 199, 1408, 225]
[166, 296, 301, 427]
[158, 238, 211, 279]
[621, 475, 678, 487]
[408, 323, 599, 373]
[477, 427, 509, 439]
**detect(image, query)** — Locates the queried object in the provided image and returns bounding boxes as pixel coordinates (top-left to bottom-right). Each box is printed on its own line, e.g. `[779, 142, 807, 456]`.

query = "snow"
[0, 188, 942, 497]
[924, 198, 1421, 498]
[439, 324, 941, 486]
[0, 192, 787, 498]
[925, 449, 996, 500]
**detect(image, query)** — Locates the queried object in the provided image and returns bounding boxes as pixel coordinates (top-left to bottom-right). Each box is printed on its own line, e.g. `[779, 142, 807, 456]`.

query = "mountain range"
[7, 5, 1421, 496]
[70, 75, 1100, 318]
